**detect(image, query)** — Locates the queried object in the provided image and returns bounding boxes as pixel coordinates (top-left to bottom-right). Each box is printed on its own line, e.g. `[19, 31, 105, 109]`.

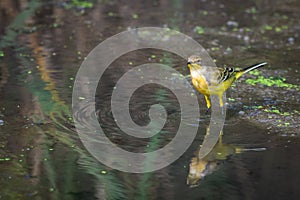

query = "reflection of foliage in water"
[19, 51, 127, 199]
[45, 127, 127, 199]
[0, 0, 41, 50]
[198, 169, 238, 200]
[135, 55, 175, 199]
[0, 3, 127, 195]
[0, 152, 28, 199]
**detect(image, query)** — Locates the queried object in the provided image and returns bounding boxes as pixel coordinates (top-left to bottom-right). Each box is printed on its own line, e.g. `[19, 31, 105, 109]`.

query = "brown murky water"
[0, 0, 300, 199]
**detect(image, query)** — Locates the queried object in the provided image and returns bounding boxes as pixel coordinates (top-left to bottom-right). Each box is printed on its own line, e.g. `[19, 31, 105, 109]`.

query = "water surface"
[0, 0, 300, 199]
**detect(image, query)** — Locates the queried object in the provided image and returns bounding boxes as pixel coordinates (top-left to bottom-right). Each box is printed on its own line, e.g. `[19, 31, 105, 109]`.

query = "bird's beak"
[187, 62, 193, 69]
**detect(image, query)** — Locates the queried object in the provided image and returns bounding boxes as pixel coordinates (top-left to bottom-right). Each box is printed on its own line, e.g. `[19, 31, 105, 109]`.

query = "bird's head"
[187, 55, 202, 70]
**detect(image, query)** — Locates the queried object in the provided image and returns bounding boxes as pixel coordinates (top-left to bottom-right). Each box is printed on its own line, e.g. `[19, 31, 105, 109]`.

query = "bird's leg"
[218, 94, 225, 115]
[219, 130, 223, 144]
[204, 95, 211, 114]
[204, 95, 211, 108]
[218, 95, 224, 107]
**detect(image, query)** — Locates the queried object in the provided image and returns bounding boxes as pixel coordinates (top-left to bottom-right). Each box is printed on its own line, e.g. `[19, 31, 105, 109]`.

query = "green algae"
[194, 26, 205, 34]
[263, 24, 289, 33]
[264, 25, 273, 31]
[263, 108, 293, 117]
[246, 75, 299, 89]
[0, 157, 11, 161]
[249, 70, 260, 76]
[211, 47, 220, 51]
[246, 7, 257, 14]
[132, 13, 139, 19]
[70, 0, 93, 8]
[228, 97, 235, 102]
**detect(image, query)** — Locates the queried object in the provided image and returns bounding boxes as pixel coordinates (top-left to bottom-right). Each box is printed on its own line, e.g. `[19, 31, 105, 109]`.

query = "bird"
[187, 55, 268, 109]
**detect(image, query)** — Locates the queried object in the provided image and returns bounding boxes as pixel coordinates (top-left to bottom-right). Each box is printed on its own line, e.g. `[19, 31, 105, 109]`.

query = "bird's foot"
[205, 108, 211, 115]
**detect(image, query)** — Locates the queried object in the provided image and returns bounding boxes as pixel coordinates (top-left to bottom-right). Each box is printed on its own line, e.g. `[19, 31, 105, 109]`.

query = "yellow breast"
[190, 71, 211, 95]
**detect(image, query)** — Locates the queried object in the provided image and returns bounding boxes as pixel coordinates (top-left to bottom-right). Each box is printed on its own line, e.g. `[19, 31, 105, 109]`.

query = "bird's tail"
[241, 62, 268, 74]
[236, 62, 268, 79]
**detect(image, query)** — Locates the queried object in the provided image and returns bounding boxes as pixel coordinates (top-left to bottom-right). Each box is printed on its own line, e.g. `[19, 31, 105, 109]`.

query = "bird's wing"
[217, 67, 236, 84]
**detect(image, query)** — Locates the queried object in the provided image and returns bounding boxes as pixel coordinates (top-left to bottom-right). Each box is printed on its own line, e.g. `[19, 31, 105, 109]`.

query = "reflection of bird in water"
[187, 55, 267, 109]
[187, 127, 266, 187]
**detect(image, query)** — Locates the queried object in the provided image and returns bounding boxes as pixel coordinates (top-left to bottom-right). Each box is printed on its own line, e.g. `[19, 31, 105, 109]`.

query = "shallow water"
[0, 0, 300, 199]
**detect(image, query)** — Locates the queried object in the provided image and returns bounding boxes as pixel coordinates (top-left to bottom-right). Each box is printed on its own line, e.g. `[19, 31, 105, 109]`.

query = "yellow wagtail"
[187, 55, 268, 109]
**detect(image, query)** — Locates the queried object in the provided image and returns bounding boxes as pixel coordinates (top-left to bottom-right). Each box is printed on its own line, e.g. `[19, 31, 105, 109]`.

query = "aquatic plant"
[246, 75, 299, 89]
[68, 0, 93, 9]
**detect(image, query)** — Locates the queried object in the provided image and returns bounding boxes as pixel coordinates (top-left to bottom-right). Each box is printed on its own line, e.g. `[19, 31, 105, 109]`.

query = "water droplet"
[288, 37, 295, 44]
